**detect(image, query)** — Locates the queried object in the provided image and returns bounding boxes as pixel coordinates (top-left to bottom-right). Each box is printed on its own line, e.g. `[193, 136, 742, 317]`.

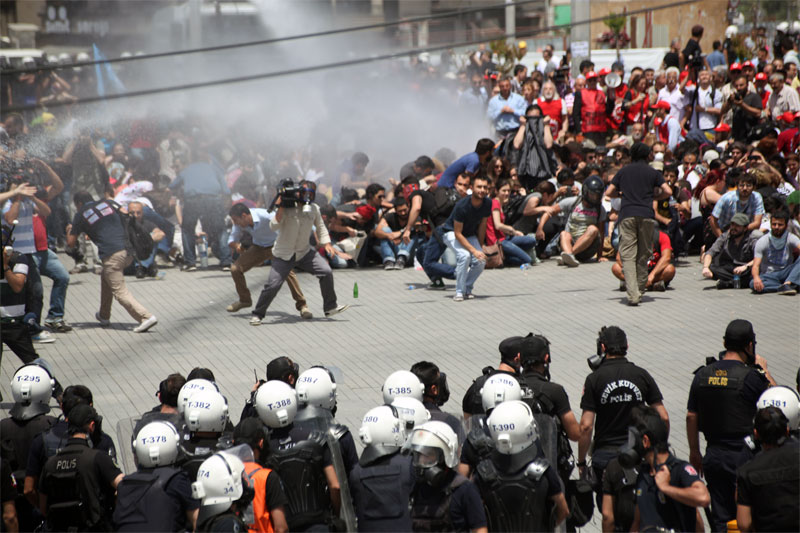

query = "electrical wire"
[2, 0, 698, 114]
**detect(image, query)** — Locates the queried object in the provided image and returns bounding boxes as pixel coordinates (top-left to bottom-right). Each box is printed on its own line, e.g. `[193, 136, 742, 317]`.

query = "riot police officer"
[133, 373, 187, 437]
[461, 336, 527, 418]
[578, 326, 668, 508]
[411, 361, 464, 442]
[241, 356, 300, 420]
[181, 388, 232, 479]
[349, 405, 415, 532]
[735, 406, 800, 532]
[686, 319, 774, 532]
[115, 421, 200, 531]
[191, 451, 253, 532]
[473, 401, 569, 532]
[391, 396, 431, 430]
[256, 380, 340, 532]
[382, 370, 425, 404]
[407, 421, 487, 533]
[39, 404, 123, 532]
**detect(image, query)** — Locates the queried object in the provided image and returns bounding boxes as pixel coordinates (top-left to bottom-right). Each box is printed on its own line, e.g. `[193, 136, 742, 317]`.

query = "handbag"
[482, 242, 504, 269]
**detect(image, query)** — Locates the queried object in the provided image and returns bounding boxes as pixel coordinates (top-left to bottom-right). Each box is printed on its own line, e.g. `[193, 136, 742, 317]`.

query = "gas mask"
[618, 426, 647, 469]
[435, 373, 450, 407]
[587, 335, 606, 371]
[415, 463, 449, 488]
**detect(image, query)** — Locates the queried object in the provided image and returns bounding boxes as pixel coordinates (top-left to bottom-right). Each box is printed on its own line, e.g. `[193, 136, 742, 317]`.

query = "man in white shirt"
[766, 72, 800, 118]
[657, 67, 689, 123]
[249, 180, 348, 325]
[686, 69, 723, 136]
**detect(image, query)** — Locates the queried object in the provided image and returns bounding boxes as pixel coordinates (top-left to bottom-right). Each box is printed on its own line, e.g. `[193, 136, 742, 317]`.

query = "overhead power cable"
[3, 0, 545, 75]
[2, 0, 698, 114]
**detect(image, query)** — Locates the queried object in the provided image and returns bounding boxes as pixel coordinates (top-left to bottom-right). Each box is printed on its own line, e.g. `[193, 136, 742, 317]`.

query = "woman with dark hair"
[623, 74, 650, 127]
[485, 178, 538, 267]
[487, 156, 511, 183]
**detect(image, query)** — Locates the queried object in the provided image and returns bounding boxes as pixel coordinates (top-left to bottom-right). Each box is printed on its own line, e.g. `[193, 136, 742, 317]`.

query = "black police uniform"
[1, 458, 18, 517]
[349, 451, 415, 532]
[181, 434, 232, 481]
[461, 368, 520, 417]
[39, 437, 122, 532]
[114, 465, 200, 531]
[580, 357, 663, 489]
[687, 358, 769, 532]
[200, 511, 249, 532]
[601, 458, 639, 532]
[411, 470, 487, 532]
[423, 401, 466, 444]
[459, 415, 494, 474]
[266, 422, 333, 532]
[26, 418, 117, 481]
[736, 439, 800, 532]
[634, 453, 702, 532]
[474, 448, 563, 532]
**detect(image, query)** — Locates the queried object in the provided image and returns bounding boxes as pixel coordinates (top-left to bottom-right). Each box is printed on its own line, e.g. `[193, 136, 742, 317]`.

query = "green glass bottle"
[353, 282, 359, 299]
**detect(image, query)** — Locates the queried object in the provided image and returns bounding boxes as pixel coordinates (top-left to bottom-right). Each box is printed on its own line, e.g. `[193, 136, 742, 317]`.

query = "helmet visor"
[412, 446, 442, 468]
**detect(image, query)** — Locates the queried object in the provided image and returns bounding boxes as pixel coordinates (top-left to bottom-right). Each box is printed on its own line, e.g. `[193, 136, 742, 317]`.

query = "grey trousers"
[618, 217, 656, 303]
[252, 249, 337, 318]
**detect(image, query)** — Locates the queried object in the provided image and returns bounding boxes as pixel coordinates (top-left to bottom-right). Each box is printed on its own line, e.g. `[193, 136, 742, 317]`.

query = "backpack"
[113, 467, 183, 532]
[109, 201, 154, 261]
[430, 187, 460, 227]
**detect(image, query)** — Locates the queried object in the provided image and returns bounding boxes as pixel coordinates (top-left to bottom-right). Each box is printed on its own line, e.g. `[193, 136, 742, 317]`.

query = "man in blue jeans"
[750, 209, 800, 295]
[442, 176, 491, 301]
[419, 175, 470, 288]
[373, 197, 424, 269]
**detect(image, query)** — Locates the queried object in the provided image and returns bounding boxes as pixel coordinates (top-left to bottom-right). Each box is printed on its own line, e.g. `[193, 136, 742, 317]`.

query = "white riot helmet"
[192, 452, 245, 524]
[757, 386, 800, 431]
[358, 405, 407, 463]
[776, 21, 790, 33]
[405, 420, 459, 469]
[487, 400, 538, 455]
[183, 390, 229, 433]
[480, 374, 522, 412]
[57, 53, 71, 64]
[792, 21, 800, 35]
[177, 379, 219, 414]
[296, 367, 337, 411]
[382, 370, 424, 404]
[133, 421, 181, 467]
[725, 25, 738, 39]
[254, 380, 297, 428]
[391, 396, 431, 430]
[10, 363, 55, 420]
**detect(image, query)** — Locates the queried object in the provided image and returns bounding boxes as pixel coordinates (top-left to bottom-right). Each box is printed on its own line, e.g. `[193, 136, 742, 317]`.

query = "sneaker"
[300, 306, 313, 319]
[627, 297, 640, 306]
[453, 293, 464, 302]
[221, 264, 232, 272]
[777, 284, 797, 296]
[716, 280, 733, 290]
[146, 264, 159, 277]
[133, 315, 158, 333]
[32, 331, 56, 344]
[465, 293, 475, 300]
[619, 280, 626, 291]
[561, 252, 579, 267]
[249, 316, 262, 326]
[44, 318, 73, 332]
[383, 261, 396, 270]
[652, 281, 666, 292]
[95, 312, 111, 327]
[324, 304, 350, 317]
[181, 264, 197, 272]
[395, 256, 407, 269]
[69, 263, 89, 274]
[428, 279, 446, 290]
[135, 266, 146, 279]
[226, 301, 252, 312]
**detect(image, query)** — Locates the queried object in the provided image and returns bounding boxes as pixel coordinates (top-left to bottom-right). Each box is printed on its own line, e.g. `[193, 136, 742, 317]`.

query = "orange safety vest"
[579, 89, 607, 133]
[244, 462, 274, 533]
[537, 97, 564, 134]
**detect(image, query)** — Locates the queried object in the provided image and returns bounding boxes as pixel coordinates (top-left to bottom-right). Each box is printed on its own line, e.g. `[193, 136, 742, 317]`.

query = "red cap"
[730, 62, 741, 71]
[653, 100, 671, 110]
[779, 111, 798, 122]
[714, 123, 732, 132]
[742, 60, 754, 69]
[598, 67, 610, 76]
[586, 71, 598, 80]
[755, 72, 768, 81]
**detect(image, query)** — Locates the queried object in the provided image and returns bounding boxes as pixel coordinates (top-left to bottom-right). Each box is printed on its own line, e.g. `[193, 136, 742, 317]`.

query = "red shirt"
[777, 127, 799, 156]
[32, 214, 48, 252]
[607, 84, 629, 129]
[485, 198, 505, 245]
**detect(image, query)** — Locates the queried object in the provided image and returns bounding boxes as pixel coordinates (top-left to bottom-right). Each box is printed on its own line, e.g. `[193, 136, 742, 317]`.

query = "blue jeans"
[375, 228, 423, 263]
[330, 245, 349, 269]
[420, 227, 455, 281]
[180, 196, 232, 266]
[500, 234, 537, 265]
[443, 231, 486, 295]
[31, 249, 69, 319]
[750, 256, 800, 292]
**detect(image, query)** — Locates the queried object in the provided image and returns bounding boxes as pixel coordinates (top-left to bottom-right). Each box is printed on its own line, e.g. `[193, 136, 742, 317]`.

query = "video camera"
[0, 156, 47, 199]
[276, 179, 314, 212]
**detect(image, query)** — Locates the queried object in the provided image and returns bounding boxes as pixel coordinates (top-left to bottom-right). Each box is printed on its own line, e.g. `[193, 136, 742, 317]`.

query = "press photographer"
[249, 179, 349, 326]
[720, 75, 763, 143]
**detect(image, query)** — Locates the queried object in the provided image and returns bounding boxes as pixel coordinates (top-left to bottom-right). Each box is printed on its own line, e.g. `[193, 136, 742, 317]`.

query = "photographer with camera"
[721, 75, 763, 143]
[577, 326, 669, 509]
[1, 224, 41, 370]
[249, 179, 348, 326]
[680, 25, 710, 73]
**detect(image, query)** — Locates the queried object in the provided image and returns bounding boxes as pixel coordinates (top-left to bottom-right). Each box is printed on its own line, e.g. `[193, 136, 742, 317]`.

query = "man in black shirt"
[736, 407, 800, 533]
[462, 335, 527, 418]
[702, 212, 759, 289]
[681, 25, 708, 71]
[721, 75, 762, 143]
[606, 143, 672, 306]
[1, 237, 39, 367]
[410, 361, 464, 443]
[578, 326, 669, 507]
[67, 191, 157, 332]
[127, 200, 165, 278]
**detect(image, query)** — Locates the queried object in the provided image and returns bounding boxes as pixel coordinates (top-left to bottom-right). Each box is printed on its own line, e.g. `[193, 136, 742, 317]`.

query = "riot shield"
[533, 413, 558, 469]
[115, 417, 138, 474]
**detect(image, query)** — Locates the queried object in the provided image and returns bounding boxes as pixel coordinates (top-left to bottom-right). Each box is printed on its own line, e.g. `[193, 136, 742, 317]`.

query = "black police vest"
[475, 456, 551, 533]
[266, 432, 329, 531]
[466, 415, 494, 464]
[694, 362, 762, 441]
[411, 474, 468, 532]
[199, 511, 249, 533]
[113, 466, 183, 532]
[43, 421, 71, 459]
[0, 414, 56, 479]
[351, 452, 414, 529]
[613, 466, 638, 532]
[44, 445, 108, 531]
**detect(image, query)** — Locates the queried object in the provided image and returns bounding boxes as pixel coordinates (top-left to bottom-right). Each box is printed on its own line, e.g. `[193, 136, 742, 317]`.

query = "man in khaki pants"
[227, 203, 311, 318]
[67, 191, 157, 332]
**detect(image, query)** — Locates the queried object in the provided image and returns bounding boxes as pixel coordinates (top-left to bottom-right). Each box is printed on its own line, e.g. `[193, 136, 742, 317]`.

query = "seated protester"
[709, 171, 765, 238]
[486, 179, 537, 267]
[750, 208, 800, 294]
[612, 228, 675, 292]
[318, 204, 355, 269]
[354, 183, 387, 265]
[654, 165, 691, 255]
[545, 175, 607, 267]
[373, 196, 423, 270]
[504, 179, 558, 238]
[703, 212, 760, 289]
[398, 156, 436, 188]
[126, 200, 165, 279]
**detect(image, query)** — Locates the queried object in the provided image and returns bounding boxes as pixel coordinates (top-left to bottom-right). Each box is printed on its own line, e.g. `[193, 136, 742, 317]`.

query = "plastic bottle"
[353, 282, 359, 299]
[733, 274, 740, 289]
[520, 264, 531, 270]
[198, 235, 209, 268]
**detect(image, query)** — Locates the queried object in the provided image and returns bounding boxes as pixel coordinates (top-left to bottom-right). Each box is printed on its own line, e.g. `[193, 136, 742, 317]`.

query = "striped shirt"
[1, 199, 35, 254]
[1, 254, 29, 319]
